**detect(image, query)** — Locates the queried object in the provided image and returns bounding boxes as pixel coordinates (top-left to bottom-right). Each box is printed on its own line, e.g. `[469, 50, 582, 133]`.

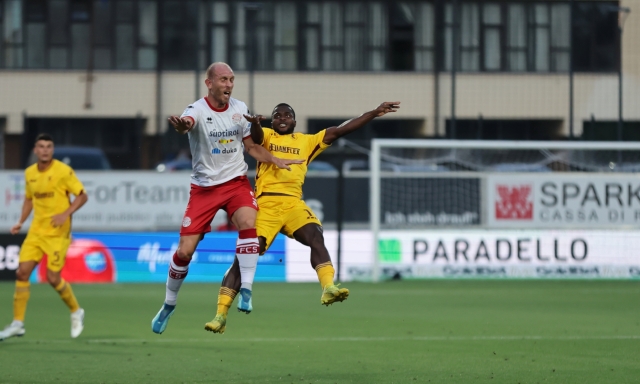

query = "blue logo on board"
[85, 252, 107, 273]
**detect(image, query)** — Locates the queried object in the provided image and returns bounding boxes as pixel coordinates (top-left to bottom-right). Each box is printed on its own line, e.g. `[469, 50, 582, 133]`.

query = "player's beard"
[277, 126, 295, 135]
[275, 122, 296, 135]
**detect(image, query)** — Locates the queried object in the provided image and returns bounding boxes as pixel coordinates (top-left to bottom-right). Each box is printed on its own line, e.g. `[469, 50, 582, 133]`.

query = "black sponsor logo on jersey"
[206, 117, 213, 124]
[33, 191, 54, 199]
[209, 129, 239, 137]
[269, 143, 301, 155]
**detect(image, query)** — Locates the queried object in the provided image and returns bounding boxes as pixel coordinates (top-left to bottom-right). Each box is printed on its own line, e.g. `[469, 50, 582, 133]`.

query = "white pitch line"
[8, 335, 640, 345]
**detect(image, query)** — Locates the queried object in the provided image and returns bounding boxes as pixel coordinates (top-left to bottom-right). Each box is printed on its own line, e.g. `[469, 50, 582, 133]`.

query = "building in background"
[0, 0, 638, 169]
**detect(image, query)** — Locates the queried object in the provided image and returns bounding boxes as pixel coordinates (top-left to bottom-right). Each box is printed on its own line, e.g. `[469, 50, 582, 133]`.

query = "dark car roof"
[54, 146, 107, 155]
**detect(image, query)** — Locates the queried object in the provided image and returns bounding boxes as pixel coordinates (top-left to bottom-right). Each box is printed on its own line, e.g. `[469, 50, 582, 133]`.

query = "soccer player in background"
[0, 134, 89, 341]
[208, 101, 400, 332]
[151, 62, 302, 335]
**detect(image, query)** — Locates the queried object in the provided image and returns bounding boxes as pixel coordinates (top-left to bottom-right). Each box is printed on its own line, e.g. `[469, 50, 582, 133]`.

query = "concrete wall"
[1, 70, 636, 138]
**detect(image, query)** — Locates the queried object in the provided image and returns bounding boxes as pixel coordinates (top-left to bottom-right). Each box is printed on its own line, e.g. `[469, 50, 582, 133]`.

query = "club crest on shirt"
[232, 113, 242, 124]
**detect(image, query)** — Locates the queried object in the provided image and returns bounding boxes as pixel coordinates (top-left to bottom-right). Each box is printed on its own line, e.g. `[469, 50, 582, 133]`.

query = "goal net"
[368, 139, 640, 282]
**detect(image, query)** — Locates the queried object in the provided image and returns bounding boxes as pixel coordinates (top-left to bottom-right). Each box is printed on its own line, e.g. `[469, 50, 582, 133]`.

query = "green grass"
[1, 280, 639, 383]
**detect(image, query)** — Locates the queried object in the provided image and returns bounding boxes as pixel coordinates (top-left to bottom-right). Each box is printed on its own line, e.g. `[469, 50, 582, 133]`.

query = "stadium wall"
[0, 71, 638, 138]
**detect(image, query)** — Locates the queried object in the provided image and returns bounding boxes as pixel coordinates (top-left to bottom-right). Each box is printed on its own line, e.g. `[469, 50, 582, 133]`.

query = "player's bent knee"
[15, 269, 30, 282]
[46, 271, 61, 286]
[176, 248, 194, 261]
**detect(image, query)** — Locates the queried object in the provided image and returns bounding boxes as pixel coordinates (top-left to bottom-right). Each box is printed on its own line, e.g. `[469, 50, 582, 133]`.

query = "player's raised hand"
[168, 116, 193, 134]
[374, 101, 400, 117]
[243, 114, 264, 126]
[272, 157, 304, 171]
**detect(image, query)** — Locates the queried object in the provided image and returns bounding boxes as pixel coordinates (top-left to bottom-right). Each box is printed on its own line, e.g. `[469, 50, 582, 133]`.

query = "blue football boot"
[237, 288, 253, 314]
[151, 303, 176, 334]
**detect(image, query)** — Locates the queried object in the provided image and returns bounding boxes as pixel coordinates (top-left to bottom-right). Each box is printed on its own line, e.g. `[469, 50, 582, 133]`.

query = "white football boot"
[0, 321, 26, 341]
[70, 308, 85, 338]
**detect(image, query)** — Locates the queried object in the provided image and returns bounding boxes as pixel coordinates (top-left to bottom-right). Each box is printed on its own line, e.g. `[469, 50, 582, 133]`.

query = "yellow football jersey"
[24, 159, 85, 237]
[255, 128, 330, 198]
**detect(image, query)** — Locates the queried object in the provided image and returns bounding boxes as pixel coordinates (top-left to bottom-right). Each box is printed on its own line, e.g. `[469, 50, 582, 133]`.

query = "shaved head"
[206, 62, 233, 79]
[204, 62, 235, 108]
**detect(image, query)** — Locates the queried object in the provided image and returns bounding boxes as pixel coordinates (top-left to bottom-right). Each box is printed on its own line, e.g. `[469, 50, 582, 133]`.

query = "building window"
[572, 2, 619, 72]
[160, 1, 197, 70]
[414, 2, 435, 71]
[70, 0, 91, 69]
[482, 3, 502, 71]
[0, 0, 621, 73]
[274, 2, 297, 70]
[368, 2, 386, 71]
[25, 0, 46, 68]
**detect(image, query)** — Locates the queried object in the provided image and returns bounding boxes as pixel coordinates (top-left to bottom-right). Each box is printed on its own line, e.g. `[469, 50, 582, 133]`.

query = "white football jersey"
[180, 97, 252, 187]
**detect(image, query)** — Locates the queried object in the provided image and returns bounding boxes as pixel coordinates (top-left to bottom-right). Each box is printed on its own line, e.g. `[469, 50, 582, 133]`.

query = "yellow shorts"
[19, 232, 72, 272]
[256, 195, 322, 252]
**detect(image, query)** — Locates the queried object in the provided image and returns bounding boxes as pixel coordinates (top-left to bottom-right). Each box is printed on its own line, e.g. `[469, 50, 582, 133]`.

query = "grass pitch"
[0, 280, 639, 383]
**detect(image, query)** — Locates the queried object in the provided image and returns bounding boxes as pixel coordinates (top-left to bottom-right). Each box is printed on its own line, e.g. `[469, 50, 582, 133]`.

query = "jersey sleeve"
[180, 104, 199, 126]
[306, 130, 331, 163]
[24, 170, 33, 199]
[64, 168, 85, 196]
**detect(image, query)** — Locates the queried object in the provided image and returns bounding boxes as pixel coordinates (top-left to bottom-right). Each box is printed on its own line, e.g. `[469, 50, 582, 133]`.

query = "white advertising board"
[487, 174, 640, 228]
[286, 229, 640, 281]
[0, 171, 228, 231]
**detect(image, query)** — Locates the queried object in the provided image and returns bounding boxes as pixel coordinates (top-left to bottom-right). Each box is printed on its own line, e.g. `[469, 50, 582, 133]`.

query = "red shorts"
[180, 176, 257, 236]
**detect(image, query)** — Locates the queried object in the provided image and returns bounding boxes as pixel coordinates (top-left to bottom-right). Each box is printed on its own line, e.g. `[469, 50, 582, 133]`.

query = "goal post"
[369, 139, 640, 283]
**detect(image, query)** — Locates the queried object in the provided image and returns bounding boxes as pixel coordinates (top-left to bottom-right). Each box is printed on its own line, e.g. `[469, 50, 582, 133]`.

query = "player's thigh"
[230, 207, 257, 230]
[255, 199, 285, 254]
[181, 185, 225, 236]
[41, 236, 72, 273]
[224, 177, 258, 227]
[19, 233, 45, 265]
[282, 200, 322, 238]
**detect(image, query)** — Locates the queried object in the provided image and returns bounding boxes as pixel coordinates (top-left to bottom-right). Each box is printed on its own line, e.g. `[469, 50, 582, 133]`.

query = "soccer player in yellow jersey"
[0, 134, 88, 341]
[204, 101, 399, 332]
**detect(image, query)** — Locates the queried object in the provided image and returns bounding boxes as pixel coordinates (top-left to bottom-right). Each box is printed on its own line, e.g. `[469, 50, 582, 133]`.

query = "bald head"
[205, 62, 235, 108]
[206, 62, 233, 79]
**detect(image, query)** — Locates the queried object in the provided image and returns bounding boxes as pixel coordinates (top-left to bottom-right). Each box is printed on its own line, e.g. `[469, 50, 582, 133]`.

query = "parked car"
[28, 146, 111, 170]
[156, 159, 192, 172]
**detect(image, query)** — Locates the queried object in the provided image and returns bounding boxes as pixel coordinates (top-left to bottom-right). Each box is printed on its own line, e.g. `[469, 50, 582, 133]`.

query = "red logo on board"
[495, 185, 533, 220]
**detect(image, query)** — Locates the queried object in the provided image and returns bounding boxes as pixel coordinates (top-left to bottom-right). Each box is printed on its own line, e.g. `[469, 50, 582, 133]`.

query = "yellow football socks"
[217, 287, 237, 316]
[54, 279, 80, 313]
[315, 262, 335, 289]
[13, 280, 31, 322]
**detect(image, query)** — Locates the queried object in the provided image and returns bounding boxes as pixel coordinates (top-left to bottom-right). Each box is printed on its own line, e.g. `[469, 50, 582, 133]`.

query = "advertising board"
[28, 232, 285, 283]
[487, 174, 640, 228]
[1, 171, 229, 232]
[0, 234, 24, 281]
[290, 230, 640, 282]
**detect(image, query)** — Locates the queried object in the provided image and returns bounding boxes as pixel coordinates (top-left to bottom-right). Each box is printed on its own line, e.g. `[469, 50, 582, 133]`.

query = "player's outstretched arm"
[243, 137, 303, 171]
[244, 114, 265, 145]
[322, 101, 400, 145]
[168, 116, 195, 134]
[10, 198, 33, 234]
[51, 192, 88, 227]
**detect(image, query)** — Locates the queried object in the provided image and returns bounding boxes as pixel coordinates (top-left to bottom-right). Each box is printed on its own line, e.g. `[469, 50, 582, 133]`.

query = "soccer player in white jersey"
[151, 62, 302, 335]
